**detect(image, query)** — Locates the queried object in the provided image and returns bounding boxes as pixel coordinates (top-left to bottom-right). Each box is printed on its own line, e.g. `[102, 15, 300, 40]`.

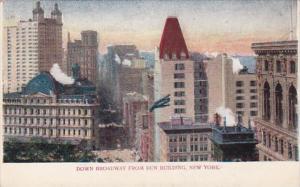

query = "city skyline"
[4, 0, 297, 55]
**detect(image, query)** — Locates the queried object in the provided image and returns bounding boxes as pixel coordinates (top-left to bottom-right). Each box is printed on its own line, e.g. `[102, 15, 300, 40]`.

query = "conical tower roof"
[159, 17, 189, 59]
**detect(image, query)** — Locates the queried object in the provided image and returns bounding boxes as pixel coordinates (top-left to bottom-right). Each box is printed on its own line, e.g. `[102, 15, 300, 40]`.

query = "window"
[250, 95, 257, 100]
[170, 146, 177, 153]
[169, 136, 177, 142]
[250, 81, 256, 86]
[276, 60, 281, 72]
[174, 100, 185, 105]
[174, 91, 185, 97]
[174, 73, 185, 79]
[250, 89, 257, 93]
[236, 103, 244, 108]
[250, 111, 257, 116]
[268, 133, 271, 148]
[290, 61, 296, 73]
[236, 96, 244, 100]
[263, 82, 271, 121]
[288, 143, 292, 159]
[275, 83, 283, 125]
[288, 85, 297, 129]
[174, 82, 185, 88]
[263, 131, 266, 145]
[174, 108, 185, 113]
[179, 135, 186, 142]
[236, 81, 243, 87]
[264, 60, 269, 71]
[280, 139, 284, 155]
[275, 137, 278, 152]
[175, 63, 185, 70]
[250, 102, 257, 108]
[236, 89, 243, 94]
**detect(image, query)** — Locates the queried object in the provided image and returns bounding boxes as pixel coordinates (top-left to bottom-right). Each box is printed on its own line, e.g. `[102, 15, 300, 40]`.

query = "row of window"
[169, 135, 208, 143]
[236, 89, 257, 94]
[236, 111, 257, 116]
[5, 117, 92, 126]
[261, 131, 298, 160]
[4, 127, 90, 137]
[170, 154, 208, 162]
[236, 95, 257, 100]
[264, 60, 296, 74]
[5, 107, 93, 116]
[236, 80, 257, 87]
[236, 102, 257, 108]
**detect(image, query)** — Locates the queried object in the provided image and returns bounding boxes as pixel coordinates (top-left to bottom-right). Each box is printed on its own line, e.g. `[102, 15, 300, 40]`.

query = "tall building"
[154, 17, 195, 123]
[206, 54, 258, 125]
[67, 31, 98, 84]
[158, 120, 212, 162]
[3, 69, 100, 149]
[33, 1, 63, 72]
[251, 40, 298, 161]
[3, 19, 39, 93]
[2, 1, 63, 93]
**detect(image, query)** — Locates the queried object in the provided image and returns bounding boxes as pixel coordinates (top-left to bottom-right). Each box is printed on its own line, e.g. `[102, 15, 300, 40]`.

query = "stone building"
[158, 119, 212, 162]
[67, 31, 99, 84]
[251, 40, 298, 161]
[33, 1, 63, 72]
[3, 71, 100, 149]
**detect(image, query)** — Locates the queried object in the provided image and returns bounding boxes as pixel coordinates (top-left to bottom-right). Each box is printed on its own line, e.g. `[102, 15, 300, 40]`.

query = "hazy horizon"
[4, 0, 297, 55]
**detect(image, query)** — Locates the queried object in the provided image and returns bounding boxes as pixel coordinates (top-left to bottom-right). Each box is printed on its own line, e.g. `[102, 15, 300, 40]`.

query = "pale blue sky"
[4, 0, 297, 54]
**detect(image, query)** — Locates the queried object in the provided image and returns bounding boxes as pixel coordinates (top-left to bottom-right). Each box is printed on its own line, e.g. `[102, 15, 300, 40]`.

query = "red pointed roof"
[159, 17, 189, 59]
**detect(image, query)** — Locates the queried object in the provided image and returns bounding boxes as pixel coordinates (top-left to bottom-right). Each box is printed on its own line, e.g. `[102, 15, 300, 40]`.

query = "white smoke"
[50, 63, 74, 85]
[204, 51, 220, 58]
[231, 57, 244, 74]
[122, 59, 132, 66]
[216, 106, 236, 126]
[115, 54, 121, 64]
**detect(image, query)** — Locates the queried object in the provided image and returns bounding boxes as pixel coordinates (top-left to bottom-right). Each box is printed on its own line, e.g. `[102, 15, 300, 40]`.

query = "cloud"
[216, 106, 236, 126]
[231, 57, 244, 74]
[50, 63, 74, 85]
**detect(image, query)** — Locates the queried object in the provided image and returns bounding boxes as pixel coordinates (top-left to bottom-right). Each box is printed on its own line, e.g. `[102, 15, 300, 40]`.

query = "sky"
[4, 0, 297, 55]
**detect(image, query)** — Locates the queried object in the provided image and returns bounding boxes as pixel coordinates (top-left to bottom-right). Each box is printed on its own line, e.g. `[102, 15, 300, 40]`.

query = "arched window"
[276, 60, 281, 72]
[290, 61, 296, 73]
[275, 83, 283, 125]
[288, 85, 297, 129]
[263, 82, 271, 120]
[264, 60, 269, 71]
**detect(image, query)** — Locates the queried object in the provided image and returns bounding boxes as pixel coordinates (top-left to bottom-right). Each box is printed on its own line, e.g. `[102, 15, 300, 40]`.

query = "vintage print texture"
[2, 0, 298, 163]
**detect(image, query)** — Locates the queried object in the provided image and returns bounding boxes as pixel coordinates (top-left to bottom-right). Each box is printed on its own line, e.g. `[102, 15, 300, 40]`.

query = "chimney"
[159, 17, 189, 60]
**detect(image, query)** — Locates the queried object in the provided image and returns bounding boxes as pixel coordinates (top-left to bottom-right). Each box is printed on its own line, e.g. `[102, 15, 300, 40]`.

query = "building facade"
[206, 54, 258, 125]
[67, 31, 98, 84]
[3, 71, 100, 149]
[252, 40, 298, 161]
[158, 121, 212, 162]
[2, 1, 63, 93]
[3, 19, 39, 93]
[33, 1, 63, 72]
[154, 17, 195, 123]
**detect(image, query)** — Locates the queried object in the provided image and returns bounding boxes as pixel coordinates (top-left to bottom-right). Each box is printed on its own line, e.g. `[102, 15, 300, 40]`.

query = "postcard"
[0, 0, 299, 186]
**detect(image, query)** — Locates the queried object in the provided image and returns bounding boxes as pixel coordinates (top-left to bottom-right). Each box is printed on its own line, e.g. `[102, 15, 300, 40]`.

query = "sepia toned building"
[252, 40, 298, 161]
[33, 1, 63, 72]
[3, 70, 101, 149]
[67, 31, 99, 84]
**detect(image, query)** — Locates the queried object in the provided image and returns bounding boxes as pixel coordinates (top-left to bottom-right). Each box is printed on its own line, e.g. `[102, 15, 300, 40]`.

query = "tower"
[32, 1, 44, 22]
[51, 3, 62, 24]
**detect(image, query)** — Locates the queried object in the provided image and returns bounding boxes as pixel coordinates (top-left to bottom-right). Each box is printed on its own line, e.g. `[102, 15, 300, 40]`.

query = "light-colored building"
[154, 17, 195, 123]
[158, 120, 212, 162]
[3, 19, 39, 93]
[2, 1, 63, 93]
[67, 31, 99, 84]
[3, 71, 100, 149]
[206, 54, 258, 125]
[251, 40, 298, 161]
